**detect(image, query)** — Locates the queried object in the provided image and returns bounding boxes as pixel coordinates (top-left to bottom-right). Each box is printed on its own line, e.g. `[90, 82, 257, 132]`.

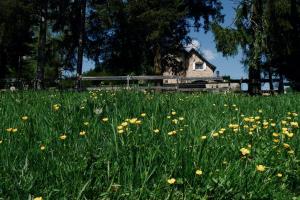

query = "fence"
[81, 75, 235, 92]
[0, 76, 290, 92]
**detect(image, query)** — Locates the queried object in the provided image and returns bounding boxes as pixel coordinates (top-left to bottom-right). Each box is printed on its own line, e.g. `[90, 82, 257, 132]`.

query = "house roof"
[186, 48, 217, 71]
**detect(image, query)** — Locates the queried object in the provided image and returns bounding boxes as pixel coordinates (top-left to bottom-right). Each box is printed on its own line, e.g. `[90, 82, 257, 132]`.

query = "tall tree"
[212, 0, 265, 95]
[0, 0, 33, 82]
[35, 0, 48, 89]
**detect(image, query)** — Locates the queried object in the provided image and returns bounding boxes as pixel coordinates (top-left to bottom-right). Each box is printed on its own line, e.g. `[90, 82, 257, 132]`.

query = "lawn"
[0, 90, 299, 199]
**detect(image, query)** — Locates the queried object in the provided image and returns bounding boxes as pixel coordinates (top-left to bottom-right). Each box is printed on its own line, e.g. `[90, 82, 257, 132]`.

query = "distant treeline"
[0, 0, 299, 93]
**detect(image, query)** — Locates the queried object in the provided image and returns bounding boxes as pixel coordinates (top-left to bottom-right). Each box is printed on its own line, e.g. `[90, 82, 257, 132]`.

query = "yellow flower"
[121, 122, 128, 127]
[166, 115, 171, 119]
[79, 131, 86, 136]
[40, 145, 46, 151]
[195, 169, 203, 176]
[135, 120, 142, 125]
[281, 120, 287, 125]
[256, 165, 266, 172]
[21, 116, 28, 121]
[12, 128, 18, 133]
[258, 109, 263, 113]
[288, 150, 294, 154]
[34, 197, 43, 200]
[277, 173, 283, 177]
[117, 126, 123, 130]
[233, 128, 239, 133]
[172, 119, 178, 124]
[273, 133, 279, 137]
[6, 128, 13, 132]
[60, 134, 67, 140]
[290, 122, 299, 128]
[273, 139, 280, 143]
[201, 135, 207, 140]
[53, 104, 60, 111]
[179, 117, 184, 121]
[263, 121, 268, 126]
[153, 129, 160, 133]
[168, 130, 177, 136]
[102, 117, 109, 122]
[129, 118, 138, 124]
[254, 116, 260, 120]
[240, 148, 250, 156]
[212, 132, 219, 137]
[292, 112, 298, 117]
[167, 178, 176, 184]
[0, 140, 3, 144]
[141, 113, 146, 117]
[117, 129, 124, 134]
[283, 143, 290, 149]
[271, 123, 276, 127]
[287, 132, 294, 138]
[83, 122, 89, 126]
[171, 111, 176, 115]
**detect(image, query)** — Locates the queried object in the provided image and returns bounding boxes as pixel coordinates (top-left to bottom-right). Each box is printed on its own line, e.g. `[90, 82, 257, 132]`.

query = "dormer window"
[195, 62, 204, 70]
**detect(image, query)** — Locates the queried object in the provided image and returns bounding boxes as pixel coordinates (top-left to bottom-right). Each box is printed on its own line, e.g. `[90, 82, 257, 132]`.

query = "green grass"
[0, 90, 299, 199]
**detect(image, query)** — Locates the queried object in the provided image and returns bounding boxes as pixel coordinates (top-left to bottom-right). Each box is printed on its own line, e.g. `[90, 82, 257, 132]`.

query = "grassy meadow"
[0, 90, 299, 199]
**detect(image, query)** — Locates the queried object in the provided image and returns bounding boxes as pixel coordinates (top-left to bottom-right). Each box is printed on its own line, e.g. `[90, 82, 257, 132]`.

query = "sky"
[83, 0, 247, 80]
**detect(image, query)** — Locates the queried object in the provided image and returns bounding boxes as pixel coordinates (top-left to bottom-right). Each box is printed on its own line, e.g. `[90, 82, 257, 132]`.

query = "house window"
[195, 62, 204, 70]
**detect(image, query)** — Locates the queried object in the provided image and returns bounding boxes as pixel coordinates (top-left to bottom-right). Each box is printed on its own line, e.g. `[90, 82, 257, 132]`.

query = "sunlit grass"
[0, 90, 299, 199]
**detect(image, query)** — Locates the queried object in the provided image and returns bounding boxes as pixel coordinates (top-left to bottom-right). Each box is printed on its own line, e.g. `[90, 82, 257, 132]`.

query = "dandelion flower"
[141, 113, 146, 117]
[117, 129, 124, 134]
[34, 197, 43, 200]
[201, 136, 207, 140]
[172, 119, 178, 124]
[277, 173, 283, 177]
[283, 143, 290, 149]
[83, 122, 89, 126]
[40, 145, 45, 151]
[6, 128, 13, 132]
[171, 111, 176, 115]
[79, 131, 86, 136]
[12, 128, 18, 133]
[102, 117, 109, 122]
[272, 133, 279, 137]
[129, 118, 138, 124]
[168, 131, 176, 136]
[240, 148, 250, 156]
[256, 165, 266, 172]
[179, 117, 184, 121]
[21, 116, 28, 121]
[195, 169, 203, 176]
[212, 132, 219, 137]
[60, 134, 67, 140]
[121, 122, 128, 127]
[167, 178, 176, 184]
[153, 129, 160, 133]
[273, 139, 279, 143]
[117, 126, 123, 130]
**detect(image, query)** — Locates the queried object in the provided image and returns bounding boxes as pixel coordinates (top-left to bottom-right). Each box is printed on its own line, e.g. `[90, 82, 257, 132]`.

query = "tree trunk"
[248, 65, 261, 95]
[278, 73, 284, 94]
[76, 0, 87, 90]
[0, 50, 6, 80]
[268, 66, 274, 94]
[154, 44, 161, 75]
[36, 0, 48, 89]
[153, 44, 162, 88]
